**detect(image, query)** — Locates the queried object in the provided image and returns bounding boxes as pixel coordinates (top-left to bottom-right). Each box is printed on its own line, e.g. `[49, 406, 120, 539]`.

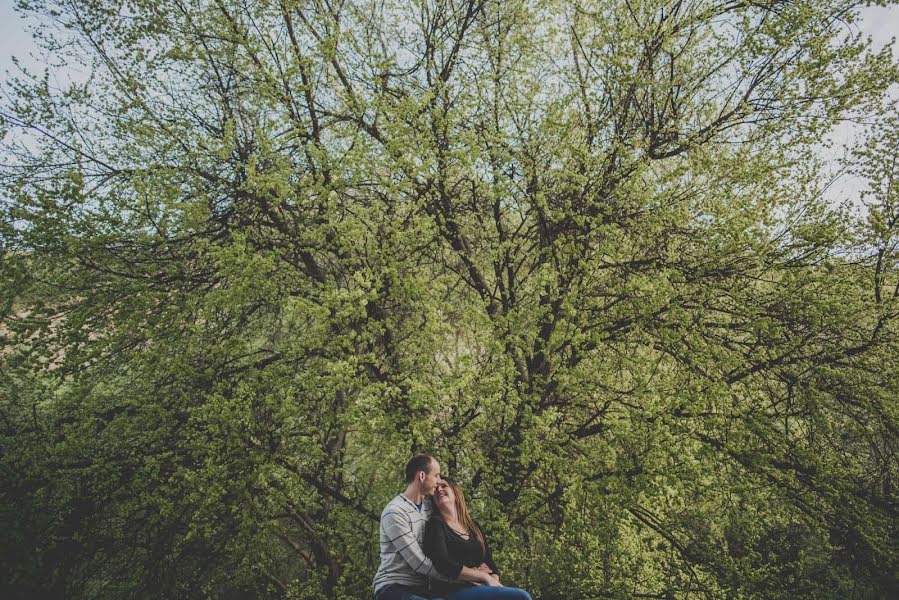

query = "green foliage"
[2, 0, 898, 598]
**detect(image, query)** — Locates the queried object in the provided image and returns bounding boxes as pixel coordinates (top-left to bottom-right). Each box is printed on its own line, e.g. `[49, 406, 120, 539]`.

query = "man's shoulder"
[381, 494, 415, 517]
[381, 494, 403, 512]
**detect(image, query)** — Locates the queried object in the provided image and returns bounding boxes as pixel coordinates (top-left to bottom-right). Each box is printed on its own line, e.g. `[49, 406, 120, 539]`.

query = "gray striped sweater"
[372, 494, 450, 593]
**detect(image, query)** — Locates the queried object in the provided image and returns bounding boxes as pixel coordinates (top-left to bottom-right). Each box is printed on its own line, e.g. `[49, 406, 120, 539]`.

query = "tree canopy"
[1, 0, 898, 598]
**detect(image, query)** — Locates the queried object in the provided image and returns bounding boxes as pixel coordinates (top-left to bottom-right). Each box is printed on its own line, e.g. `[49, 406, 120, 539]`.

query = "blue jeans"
[447, 586, 532, 600]
[374, 584, 435, 600]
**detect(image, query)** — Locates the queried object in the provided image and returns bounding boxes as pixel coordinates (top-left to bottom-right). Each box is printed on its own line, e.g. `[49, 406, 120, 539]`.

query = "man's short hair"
[405, 454, 436, 484]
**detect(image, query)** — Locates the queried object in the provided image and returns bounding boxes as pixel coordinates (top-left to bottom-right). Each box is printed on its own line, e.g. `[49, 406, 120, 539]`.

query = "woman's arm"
[476, 523, 501, 584]
[470, 520, 500, 577]
[483, 536, 499, 576]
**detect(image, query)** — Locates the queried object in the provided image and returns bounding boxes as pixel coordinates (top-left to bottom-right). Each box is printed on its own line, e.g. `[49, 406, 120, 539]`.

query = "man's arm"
[381, 511, 440, 578]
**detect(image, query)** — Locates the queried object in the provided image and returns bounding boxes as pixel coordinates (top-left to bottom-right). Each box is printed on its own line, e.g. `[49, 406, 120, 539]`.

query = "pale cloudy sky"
[0, 0, 896, 205]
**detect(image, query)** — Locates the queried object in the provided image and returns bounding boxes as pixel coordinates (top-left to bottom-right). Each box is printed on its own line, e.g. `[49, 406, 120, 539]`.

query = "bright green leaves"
[3, 0, 899, 598]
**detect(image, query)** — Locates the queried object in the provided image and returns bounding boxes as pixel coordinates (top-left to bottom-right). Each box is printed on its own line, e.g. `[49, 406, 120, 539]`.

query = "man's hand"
[475, 563, 492, 573]
[485, 574, 502, 587]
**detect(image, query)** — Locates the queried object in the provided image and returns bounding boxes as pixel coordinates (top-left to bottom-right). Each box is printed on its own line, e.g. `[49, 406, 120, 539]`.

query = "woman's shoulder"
[423, 514, 447, 540]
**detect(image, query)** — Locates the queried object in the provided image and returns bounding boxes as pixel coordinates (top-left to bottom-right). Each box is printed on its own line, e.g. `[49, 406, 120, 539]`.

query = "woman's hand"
[459, 566, 499, 586]
[473, 563, 501, 585]
[476, 570, 500, 587]
[474, 563, 500, 585]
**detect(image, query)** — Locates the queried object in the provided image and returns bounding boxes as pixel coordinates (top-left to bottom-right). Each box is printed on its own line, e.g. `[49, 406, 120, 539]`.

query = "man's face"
[421, 459, 442, 496]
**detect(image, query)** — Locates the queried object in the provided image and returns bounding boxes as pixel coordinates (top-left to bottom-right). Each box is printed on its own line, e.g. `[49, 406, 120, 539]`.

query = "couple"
[372, 454, 532, 600]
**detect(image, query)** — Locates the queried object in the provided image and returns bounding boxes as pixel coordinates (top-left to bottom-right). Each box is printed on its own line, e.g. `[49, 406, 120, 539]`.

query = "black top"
[423, 515, 499, 595]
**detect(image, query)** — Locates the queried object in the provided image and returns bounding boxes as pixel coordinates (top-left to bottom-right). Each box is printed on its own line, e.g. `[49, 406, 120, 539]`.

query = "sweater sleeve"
[423, 517, 465, 579]
[381, 511, 438, 577]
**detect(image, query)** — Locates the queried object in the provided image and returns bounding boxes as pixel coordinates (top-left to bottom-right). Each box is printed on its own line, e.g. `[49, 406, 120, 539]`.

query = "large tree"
[2, 0, 898, 598]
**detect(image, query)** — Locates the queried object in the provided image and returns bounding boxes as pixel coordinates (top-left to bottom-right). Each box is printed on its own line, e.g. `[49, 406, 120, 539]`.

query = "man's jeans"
[374, 584, 438, 600]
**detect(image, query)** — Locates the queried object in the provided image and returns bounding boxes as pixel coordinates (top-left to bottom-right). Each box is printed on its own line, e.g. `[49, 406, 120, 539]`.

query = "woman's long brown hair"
[441, 477, 485, 552]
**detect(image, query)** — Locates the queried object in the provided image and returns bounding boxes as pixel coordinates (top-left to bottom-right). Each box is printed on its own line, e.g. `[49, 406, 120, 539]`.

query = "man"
[372, 454, 448, 600]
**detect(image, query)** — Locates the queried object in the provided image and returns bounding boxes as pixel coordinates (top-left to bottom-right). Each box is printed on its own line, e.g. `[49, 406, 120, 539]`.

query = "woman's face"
[433, 480, 456, 510]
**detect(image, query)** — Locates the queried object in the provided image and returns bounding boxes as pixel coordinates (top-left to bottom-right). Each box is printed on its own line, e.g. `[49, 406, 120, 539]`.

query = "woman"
[423, 477, 532, 600]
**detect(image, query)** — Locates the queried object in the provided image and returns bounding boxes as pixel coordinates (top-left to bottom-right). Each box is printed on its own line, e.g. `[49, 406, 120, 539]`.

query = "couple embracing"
[372, 454, 533, 600]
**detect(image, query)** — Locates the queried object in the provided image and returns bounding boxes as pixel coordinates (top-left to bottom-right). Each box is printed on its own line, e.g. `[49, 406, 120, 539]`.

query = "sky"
[0, 1, 36, 73]
[0, 0, 897, 207]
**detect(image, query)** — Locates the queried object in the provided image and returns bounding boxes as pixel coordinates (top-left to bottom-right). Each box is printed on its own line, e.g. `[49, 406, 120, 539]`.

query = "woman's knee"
[497, 588, 532, 600]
